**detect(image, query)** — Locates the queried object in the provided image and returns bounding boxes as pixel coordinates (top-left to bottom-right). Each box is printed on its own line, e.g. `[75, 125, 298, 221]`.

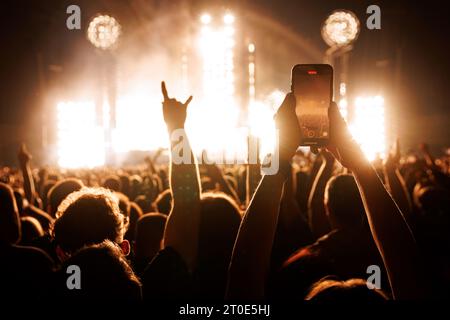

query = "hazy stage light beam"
[57, 101, 105, 168]
[194, 11, 240, 160]
[200, 13, 212, 25]
[349, 96, 386, 161]
[113, 94, 168, 152]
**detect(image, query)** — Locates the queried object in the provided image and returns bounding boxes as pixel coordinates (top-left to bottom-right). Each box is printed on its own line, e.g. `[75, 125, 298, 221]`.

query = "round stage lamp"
[200, 13, 212, 25]
[87, 15, 121, 50]
[321, 10, 360, 47]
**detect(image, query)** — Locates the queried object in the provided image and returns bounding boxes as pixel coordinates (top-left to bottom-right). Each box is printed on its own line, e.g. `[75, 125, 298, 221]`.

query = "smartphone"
[291, 64, 333, 147]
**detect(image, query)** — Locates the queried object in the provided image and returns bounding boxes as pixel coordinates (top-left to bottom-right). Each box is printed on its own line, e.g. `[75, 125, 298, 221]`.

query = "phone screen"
[292, 65, 332, 146]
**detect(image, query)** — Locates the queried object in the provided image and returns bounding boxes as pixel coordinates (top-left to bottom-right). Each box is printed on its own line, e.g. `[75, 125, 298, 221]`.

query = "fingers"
[329, 101, 351, 143]
[280, 93, 296, 112]
[20, 143, 29, 156]
[274, 93, 296, 125]
[184, 96, 193, 106]
[328, 101, 343, 123]
[162, 81, 193, 107]
[161, 81, 169, 100]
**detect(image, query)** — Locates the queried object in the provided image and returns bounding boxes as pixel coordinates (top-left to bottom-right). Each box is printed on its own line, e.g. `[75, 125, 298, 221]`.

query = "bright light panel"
[57, 101, 105, 168]
[113, 94, 168, 152]
[200, 13, 211, 25]
[349, 96, 386, 161]
[223, 13, 235, 25]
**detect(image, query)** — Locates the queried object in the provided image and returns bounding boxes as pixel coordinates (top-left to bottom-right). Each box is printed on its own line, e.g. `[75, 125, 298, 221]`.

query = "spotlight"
[223, 13, 235, 25]
[87, 14, 121, 50]
[349, 95, 386, 161]
[200, 13, 212, 25]
[322, 10, 359, 47]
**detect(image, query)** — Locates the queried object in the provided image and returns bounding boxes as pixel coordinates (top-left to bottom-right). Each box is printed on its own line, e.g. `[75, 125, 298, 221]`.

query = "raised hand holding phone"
[291, 64, 333, 148]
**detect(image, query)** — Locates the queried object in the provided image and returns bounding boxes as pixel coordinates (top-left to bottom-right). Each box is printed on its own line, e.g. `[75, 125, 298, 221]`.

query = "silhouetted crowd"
[0, 83, 449, 302]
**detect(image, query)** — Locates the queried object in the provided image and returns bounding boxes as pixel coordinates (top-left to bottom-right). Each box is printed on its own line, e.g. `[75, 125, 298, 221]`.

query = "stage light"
[248, 101, 277, 159]
[200, 13, 212, 25]
[338, 98, 348, 120]
[223, 13, 235, 25]
[349, 95, 386, 161]
[322, 10, 359, 47]
[340, 82, 347, 96]
[113, 94, 169, 152]
[198, 12, 237, 140]
[87, 15, 121, 50]
[267, 90, 285, 108]
[57, 101, 105, 168]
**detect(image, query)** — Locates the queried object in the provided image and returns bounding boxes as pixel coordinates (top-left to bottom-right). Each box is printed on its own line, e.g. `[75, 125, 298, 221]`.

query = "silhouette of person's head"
[414, 186, 450, 218]
[134, 213, 167, 261]
[197, 192, 242, 297]
[306, 278, 388, 301]
[20, 216, 44, 246]
[324, 174, 366, 229]
[119, 174, 131, 197]
[129, 175, 143, 200]
[0, 182, 20, 245]
[103, 175, 122, 192]
[52, 187, 129, 258]
[47, 178, 83, 218]
[60, 240, 141, 300]
[134, 195, 153, 213]
[154, 189, 172, 215]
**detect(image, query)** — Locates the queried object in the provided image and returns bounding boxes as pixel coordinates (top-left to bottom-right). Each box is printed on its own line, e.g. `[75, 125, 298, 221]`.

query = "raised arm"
[18, 143, 36, 205]
[160, 82, 201, 271]
[280, 164, 301, 227]
[305, 152, 323, 201]
[145, 147, 165, 174]
[419, 143, 435, 168]
[383, 139, 412, 221]
[327, 102, 427, 300]
[307, 150, 334, 237]
[227, 93, 300, 299]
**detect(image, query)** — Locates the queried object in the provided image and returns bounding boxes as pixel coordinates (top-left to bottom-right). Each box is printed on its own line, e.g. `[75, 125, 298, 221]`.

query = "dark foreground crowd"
[0, 83, 449, 302]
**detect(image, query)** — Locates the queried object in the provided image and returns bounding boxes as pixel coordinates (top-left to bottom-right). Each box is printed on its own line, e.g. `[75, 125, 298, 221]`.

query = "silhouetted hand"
[418, 142, 430, 154]
[18, 143, 32, 165]
[418, 142, 436, 168]
[274, 93, 301, 163]
[326, 102, 366, 171]
[385, 138, 401, 169]
[152, 147, 165, 161]
[161, 81, 193, 131]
